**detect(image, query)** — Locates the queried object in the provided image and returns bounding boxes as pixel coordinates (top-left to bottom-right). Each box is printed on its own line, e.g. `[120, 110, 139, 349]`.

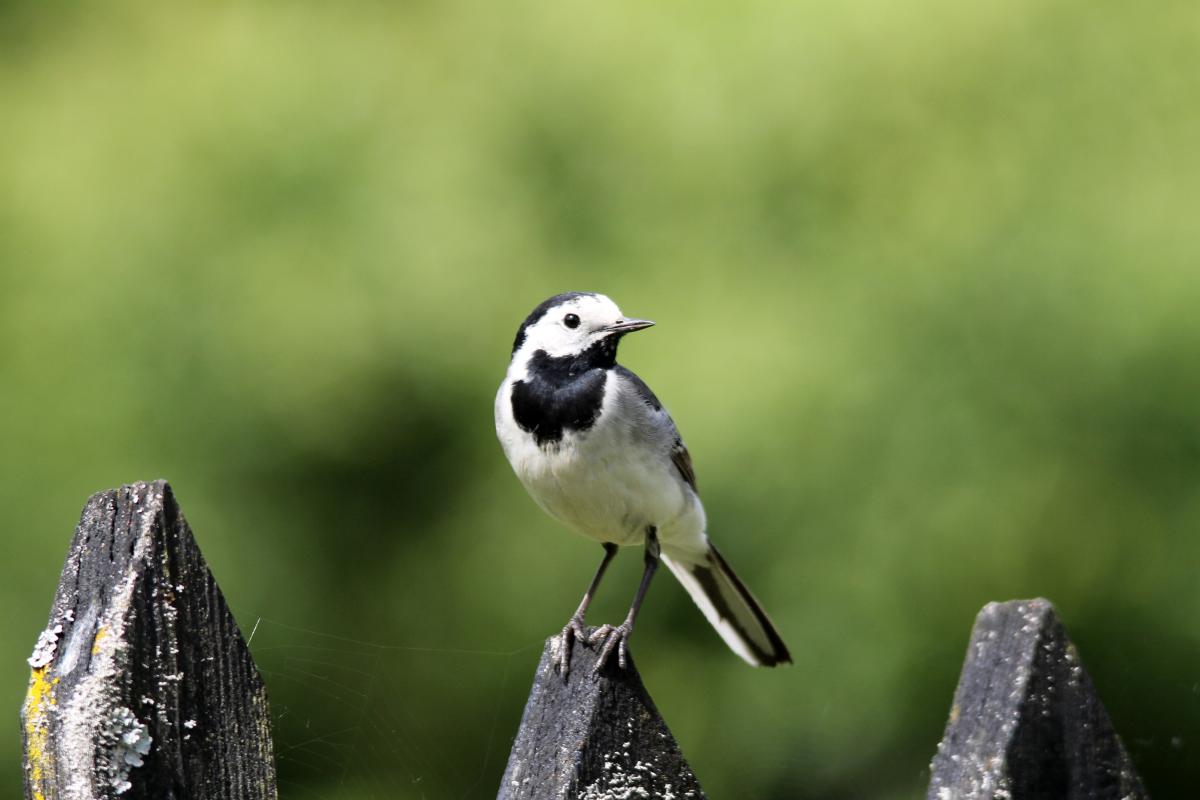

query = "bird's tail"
[662, 543, 791, 667]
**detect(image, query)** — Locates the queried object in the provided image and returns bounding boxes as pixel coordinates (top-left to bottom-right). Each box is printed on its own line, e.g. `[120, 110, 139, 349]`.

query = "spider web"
[244, 616, 545, 800]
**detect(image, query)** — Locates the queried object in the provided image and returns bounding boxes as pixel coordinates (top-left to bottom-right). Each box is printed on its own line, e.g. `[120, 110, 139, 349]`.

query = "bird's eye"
[564, 313, 581, 329]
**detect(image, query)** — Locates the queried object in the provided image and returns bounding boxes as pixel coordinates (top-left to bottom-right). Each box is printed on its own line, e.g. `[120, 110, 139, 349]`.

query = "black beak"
[604, 318, 656, 335]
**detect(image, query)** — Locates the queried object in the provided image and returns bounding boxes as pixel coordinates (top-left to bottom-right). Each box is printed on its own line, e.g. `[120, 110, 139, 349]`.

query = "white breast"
[494, 371, 706, 551]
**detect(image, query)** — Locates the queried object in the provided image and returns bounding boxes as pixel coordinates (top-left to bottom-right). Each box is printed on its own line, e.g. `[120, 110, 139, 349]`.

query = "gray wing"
[614, 365, 698, 493]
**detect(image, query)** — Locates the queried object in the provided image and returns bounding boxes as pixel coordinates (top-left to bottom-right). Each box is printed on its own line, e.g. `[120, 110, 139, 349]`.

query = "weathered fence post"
[500, 631, 705, 800]
[928, 598, 1148, 799]
[20, 480, 277, 800]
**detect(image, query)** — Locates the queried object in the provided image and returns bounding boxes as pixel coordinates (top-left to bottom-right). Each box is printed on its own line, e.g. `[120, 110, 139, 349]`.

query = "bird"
[494, 291, 791, 674]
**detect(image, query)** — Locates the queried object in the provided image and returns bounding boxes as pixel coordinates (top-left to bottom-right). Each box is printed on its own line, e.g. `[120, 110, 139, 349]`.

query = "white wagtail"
[495, 292, 791, 674]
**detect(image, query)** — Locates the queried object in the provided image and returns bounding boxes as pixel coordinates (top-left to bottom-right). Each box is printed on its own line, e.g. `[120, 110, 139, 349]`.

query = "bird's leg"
[590, 527, 660, 673]
[557, 542, 619, 677]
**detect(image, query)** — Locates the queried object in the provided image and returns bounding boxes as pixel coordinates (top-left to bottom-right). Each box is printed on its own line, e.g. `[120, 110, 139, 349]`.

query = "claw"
[556, 614, 590, 678]
[590, 622, 633, 673]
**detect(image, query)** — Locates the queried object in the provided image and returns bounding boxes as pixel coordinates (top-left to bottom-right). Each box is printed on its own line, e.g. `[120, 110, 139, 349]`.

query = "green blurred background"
[2, 0, 1198, 797]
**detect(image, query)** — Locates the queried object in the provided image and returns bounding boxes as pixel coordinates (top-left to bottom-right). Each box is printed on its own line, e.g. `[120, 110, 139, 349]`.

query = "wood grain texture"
[928, 598, 1148, 800]
[21, 481, 276, 800]
[499, 631, 705, 800]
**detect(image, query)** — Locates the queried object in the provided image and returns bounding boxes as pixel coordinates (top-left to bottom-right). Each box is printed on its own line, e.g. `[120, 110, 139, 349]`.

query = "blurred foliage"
[2, 0, 1199, 797]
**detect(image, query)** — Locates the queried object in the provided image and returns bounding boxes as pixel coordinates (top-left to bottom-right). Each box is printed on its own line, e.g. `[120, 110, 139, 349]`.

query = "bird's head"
[510, 292, 654, 361]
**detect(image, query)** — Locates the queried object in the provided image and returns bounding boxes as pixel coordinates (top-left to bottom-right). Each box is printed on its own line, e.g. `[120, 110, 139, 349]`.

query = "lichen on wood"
[500, 630, 705, 800]
[20, 481, 277, 800]
[928, 598, 1148, 800]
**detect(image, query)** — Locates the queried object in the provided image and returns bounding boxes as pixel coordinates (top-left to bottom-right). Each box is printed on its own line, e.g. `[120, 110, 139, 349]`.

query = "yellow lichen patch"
[92, 625, 108, 655]
[24, 665, 58, 800]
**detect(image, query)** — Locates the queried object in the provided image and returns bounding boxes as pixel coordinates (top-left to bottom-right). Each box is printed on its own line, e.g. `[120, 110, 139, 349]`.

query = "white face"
[516, 293, 628, 359]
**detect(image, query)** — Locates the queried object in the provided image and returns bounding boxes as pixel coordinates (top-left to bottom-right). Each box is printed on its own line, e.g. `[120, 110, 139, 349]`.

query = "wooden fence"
[20, 482, 1149, 799]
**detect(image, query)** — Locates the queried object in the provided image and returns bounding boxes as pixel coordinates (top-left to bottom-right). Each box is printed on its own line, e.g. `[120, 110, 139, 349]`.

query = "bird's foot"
[555, 613, 590, 678]
[588, 621, 633, 673]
